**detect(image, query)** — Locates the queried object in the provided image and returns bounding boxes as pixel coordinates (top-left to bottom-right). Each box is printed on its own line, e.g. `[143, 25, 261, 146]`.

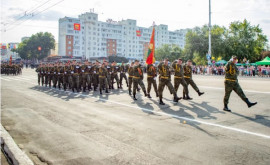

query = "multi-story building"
[58, 12, 188, 61]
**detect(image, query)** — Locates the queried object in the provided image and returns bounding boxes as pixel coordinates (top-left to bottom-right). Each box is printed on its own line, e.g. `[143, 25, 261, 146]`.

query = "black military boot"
[112, 85, 114, 89]
[148, 94, 152, 98]
[143, 90, 147, 97]
[159, 98, 165, 105]
[223, 104, 231, 112]
[198, 91, 204, 96]
[100, 89, 102, 95]
[133, 94, 137, 100]
[183, 91, 186, 100]
[72, 88, 74, 93]
[245, 98, 257, 108]
[129, 90, 132, 95]
[186, 95, 193, 100]
[105, 89, 109, 93]
[127, 83, 129, 87]
[94, 86, 97, 91]
[173, 96, 182, 103]
[83, 87, 86, 92]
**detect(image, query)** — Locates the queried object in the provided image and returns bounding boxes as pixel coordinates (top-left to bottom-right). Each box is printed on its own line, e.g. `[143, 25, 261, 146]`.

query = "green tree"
[155, 44, 183, 61]
[15, 32, 55, 60]
[224, 19, 268, 62]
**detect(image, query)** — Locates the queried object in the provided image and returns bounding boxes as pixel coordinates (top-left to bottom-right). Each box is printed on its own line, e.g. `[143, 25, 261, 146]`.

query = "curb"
[1, 124, 34, 165]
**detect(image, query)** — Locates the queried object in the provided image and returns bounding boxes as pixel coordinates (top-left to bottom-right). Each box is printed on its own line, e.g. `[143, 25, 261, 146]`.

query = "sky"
[1, 0, 270, 44]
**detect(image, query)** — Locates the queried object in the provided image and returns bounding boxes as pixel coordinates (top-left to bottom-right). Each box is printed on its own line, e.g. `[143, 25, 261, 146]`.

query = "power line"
[4, 0, 53, 28]
[4, 0, 65, 32]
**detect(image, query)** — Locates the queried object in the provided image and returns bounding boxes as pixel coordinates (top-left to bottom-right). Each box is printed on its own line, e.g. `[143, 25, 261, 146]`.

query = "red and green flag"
[146, 25, 155, 64]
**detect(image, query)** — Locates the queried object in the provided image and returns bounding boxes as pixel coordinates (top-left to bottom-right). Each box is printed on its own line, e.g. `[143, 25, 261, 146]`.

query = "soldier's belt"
[225, 79, 236, 82]
[174, 76, 183, 79]
[133, 76, 141, 79]
[184, 76, 190, 78]
[128, 76, 134, 78]
[99, 76, 106, 78]
[147, 76, 153, 78]
[161, 76, 169, 79]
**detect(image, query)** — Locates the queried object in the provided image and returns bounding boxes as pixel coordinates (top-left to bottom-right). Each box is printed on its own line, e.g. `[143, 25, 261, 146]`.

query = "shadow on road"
[231, 112, 270, 128]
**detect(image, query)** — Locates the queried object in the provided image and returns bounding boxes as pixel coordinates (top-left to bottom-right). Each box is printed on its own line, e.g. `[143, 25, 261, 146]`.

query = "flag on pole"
[146, 24, 155, 64]
[9, 55, 12, 65]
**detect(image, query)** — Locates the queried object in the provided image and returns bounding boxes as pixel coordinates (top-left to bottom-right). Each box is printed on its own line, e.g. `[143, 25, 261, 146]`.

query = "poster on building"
[74, 23, 81, 31]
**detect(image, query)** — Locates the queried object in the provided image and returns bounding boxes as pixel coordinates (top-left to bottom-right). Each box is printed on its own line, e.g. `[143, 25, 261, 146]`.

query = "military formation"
[36, 58, 206, 105]
[1, 63, 23, 75]
[36, 56, 257, 110]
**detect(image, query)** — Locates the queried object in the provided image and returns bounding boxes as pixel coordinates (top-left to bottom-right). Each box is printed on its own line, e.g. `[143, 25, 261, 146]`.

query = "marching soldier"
[158, 58, 181, 105]
[104, 61, 112, 89]
[92, 60, 100, 91]
[111, 61, 121, 89]
[146, 63, 158, 98]
[99, 63, 109, 94]
[132, 60, 147, 100]
[81, 61, 88, 92]
[223, 56, 257, 112]
[183, 60, 204, 98]
[36, 64, 42, 85]
[120, 62, 129, 88]
[48, 63, 53, 88]
[172, 59, 192, 100]
[127, 62, 134, 95]
[52, 63, 58, 88]
[63, 62, 69, 91]
[57, 62, 64, 90]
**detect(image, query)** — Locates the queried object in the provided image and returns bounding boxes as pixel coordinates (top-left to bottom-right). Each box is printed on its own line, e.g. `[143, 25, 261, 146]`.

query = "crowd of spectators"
[191, 65, 270, 77]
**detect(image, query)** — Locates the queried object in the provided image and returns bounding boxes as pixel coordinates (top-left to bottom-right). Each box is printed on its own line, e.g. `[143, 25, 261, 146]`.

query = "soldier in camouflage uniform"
[157, 59, 181, 105]
[99, 63, 110, 94]
[120, 62, 129, 88]
[127, 62, 134, 95]
[183, 60, 204, 98]
[172, 59, 192, 100]
[63, 62, 69, 91]
[57, 62, 64, 90]
[146, 63, 158, 98]
[132, 60, 147, 100]
[111, 61, 121, 89]
[92, 60, 100, 91]
[223, 56, 257, 112]
[104, 61, 112, 89]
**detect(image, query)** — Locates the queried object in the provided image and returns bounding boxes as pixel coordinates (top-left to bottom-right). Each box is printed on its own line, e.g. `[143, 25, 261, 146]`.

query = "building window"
[68, 41, 71, 44]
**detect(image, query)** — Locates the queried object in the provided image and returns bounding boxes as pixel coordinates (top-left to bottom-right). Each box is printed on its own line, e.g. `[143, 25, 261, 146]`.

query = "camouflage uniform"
[127, 64, 134, 95]
[111, 65, 120, 89]
[120, 64, 129, 88]
[171, 61, 189, 98]
[146, 64, 158, 98]
[99, 66, 109, 94]
[132, 64, 147, 100]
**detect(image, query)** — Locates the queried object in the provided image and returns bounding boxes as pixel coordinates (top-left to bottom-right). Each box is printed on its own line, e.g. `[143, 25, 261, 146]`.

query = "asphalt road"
[1, 68, 270, 165]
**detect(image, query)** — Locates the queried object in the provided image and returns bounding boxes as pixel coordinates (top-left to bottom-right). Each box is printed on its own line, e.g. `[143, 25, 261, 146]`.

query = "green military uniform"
[81, 64, 88, 92]
[172, 61, 190, 99]
[106, 64, 112, 89]
[111, 65, 120, 89]
[132, 64, 147, 100]
[98, 66, 109, 94]
[92, 64, 99, 91]
[223, 59, 257, 111]
[57, 65, 64, 89]
[183, 64, 204, 97]
[120, 64, 129, 88]
[146, 64, 158, 98]
[63, 65, 69, 91]
[36, 65, 42, 85]
[127, 64, 134, 95]
[158, 61, 180, 104]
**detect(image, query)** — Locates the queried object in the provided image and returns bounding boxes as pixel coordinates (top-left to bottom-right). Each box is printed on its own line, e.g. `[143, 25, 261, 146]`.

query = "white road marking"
[0, 77, 11, 81]
[199, 86, 270, 94]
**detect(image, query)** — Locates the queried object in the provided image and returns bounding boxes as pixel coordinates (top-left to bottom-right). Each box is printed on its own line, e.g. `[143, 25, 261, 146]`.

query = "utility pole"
[208, 0, 212, 59]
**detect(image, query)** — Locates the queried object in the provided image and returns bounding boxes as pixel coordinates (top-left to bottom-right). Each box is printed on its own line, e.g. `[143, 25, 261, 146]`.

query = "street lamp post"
[208, 0, 212, 63]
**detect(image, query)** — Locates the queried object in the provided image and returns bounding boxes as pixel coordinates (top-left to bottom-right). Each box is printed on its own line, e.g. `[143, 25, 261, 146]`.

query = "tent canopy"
[215, 60, 227, 65]
[256, 57, 270, 65]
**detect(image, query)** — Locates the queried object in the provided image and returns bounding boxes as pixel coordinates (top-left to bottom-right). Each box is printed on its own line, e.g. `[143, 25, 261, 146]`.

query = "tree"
[15, 32, 55, 60]
[155, 44, 183, 61]
[108, 56, 128, 63]
[224, 19, 268, 62]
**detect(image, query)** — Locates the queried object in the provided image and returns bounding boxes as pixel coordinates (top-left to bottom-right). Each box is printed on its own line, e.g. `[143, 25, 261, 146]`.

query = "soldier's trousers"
[133, 78, 146, 95]
[107, 74, 112, 88]
[48, 74, 52, 87]
[68, 75, 73, 89]
[147, 77, 158, 94]
[184, 78, 199, 92]
[92, 74, 99, 89]
[38, 74, 44, 85]
[174, 78, 189, 96]
[99, 77, 108, 90]
[82, 74, 91, 89]
[111, 74, 120, 88]
[72, 74, 80, 91]
[128, 77, 133, 92]
[224, 80, 247, 105]
[158, 78, 177, 99]
[57, 74, 63, 89]
[120, 73, 128, 86]
[63, 74, 68, 90]
[53, 75, 58, 88]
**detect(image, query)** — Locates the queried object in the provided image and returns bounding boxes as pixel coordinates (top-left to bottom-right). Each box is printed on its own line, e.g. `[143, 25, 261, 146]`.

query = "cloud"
[261, 19, 270, 24]
[10, 10, 65, 22]
[8, 7, 24, 12]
